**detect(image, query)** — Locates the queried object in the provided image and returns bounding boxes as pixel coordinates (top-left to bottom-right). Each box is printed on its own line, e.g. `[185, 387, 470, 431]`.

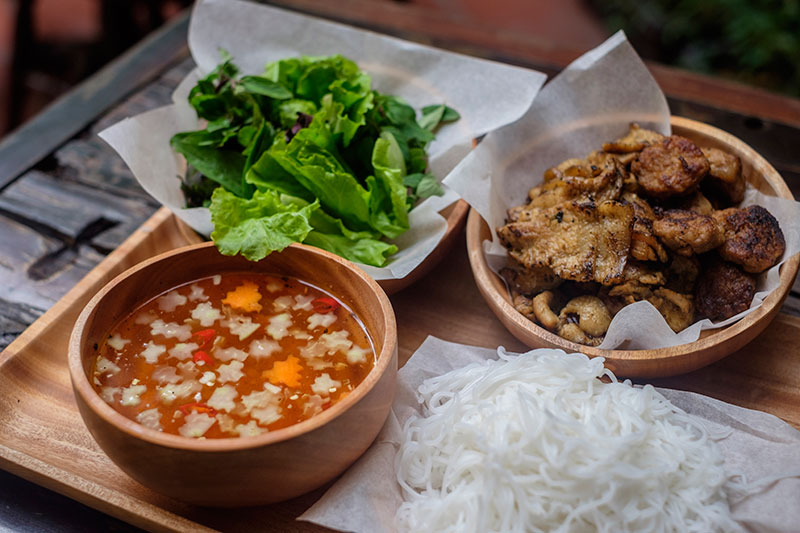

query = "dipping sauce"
[91, 273, 375, 439]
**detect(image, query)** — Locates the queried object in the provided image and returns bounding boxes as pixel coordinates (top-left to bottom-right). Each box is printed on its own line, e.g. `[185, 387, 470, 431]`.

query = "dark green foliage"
[590, 0, 800, 97]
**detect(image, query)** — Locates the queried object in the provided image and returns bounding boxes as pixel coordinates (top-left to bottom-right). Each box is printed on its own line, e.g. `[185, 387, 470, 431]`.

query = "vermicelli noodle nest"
[395, 348, 738, 533]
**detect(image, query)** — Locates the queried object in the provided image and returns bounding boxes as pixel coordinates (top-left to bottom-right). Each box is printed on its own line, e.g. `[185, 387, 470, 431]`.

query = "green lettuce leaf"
[272, 118, 373, 231]
[303, 231, 397, 267]
[369, 131, 409, 238]
[210, 188, 317, 260]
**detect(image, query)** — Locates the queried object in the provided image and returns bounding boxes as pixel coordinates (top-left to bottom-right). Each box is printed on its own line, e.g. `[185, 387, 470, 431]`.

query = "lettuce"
[173, 52, 458, 266]
[210, 188, 317, 260]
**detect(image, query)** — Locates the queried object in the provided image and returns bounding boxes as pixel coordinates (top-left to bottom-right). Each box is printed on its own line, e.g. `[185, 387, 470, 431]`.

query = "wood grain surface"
[2, 207, 800, 531]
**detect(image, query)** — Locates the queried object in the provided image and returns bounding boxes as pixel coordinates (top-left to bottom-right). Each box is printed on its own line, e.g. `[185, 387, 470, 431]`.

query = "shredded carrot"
[222, 281, 263, 312]
[262, 356, 303, 388]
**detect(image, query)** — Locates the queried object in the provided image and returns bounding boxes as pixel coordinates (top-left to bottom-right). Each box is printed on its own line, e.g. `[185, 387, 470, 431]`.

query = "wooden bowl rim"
[68, 241, 397, 452]
[466, 116, 800, 367]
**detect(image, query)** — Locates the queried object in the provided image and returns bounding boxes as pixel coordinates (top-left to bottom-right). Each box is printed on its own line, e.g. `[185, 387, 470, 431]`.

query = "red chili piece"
[193, 350, 213, 365]
[178, 403, 217, 416]
[312, 297, 340, 314]
[193, 328, 216, 347]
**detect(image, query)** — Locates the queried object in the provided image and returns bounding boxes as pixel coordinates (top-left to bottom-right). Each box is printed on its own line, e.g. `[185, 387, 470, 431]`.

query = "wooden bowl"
[177, 199, 470, 295]
[467, 116, 800, 378]
[68, 242, 397, 507]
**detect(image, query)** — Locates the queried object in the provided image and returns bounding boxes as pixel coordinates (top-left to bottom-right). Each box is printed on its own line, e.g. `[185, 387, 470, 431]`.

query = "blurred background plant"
[589, 0, 800, 98]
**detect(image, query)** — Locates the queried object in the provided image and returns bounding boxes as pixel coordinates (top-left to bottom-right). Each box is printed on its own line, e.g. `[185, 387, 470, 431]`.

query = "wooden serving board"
[2, 207, 800, 532]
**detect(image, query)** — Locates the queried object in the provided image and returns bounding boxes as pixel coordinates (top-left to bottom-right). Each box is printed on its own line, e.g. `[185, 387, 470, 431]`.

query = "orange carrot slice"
[222, 281, 263, 312]
[263, 356, 303, 388]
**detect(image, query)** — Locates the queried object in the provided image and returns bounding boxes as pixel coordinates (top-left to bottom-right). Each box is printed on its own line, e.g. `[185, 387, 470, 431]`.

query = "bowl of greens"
[172, 52, 461, 272]
[99, 0, 546, 291]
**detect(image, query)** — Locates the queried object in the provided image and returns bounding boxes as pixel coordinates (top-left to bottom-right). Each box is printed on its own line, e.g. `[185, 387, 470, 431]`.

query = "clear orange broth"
[91, 273, 375, 439]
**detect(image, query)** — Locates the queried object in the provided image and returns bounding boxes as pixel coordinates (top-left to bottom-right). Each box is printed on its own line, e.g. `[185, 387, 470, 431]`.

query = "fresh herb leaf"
[420, 104, 460, 130]
[417, 104, 445, 131]
[181, 168, 219, 208]
[171, 133, 246, 197]
[239, 76, 293, 100]
[404, 172, 444, 203]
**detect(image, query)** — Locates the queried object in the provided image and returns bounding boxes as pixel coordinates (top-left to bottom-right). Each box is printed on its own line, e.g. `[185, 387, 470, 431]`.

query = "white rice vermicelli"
[395, 348, 738, 533]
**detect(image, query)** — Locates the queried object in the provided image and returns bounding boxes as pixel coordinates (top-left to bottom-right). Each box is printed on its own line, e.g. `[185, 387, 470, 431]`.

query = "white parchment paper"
[443, 31, 800, 349]
[98, 0, 546, 280]
[300, 336, 800, 533]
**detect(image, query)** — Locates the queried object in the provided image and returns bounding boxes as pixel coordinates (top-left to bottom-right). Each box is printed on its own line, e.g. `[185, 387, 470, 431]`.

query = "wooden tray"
[3, 206, 800, 532]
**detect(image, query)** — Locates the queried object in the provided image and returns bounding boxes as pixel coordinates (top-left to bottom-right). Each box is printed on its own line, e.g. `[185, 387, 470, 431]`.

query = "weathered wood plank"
[90, 58, 195, 136]
[0, 170, 155, 244]
[54, 137, 156, 207]
[0, 214, 108, 312]
[0, 12, 190, 190]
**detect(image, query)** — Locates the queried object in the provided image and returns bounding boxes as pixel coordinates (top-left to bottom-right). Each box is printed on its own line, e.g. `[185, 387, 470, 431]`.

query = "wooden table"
[1, 2, 800, 531]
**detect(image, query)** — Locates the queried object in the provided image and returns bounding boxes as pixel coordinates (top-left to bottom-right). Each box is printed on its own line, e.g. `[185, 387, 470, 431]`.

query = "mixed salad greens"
[171, 52, 459, 266]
